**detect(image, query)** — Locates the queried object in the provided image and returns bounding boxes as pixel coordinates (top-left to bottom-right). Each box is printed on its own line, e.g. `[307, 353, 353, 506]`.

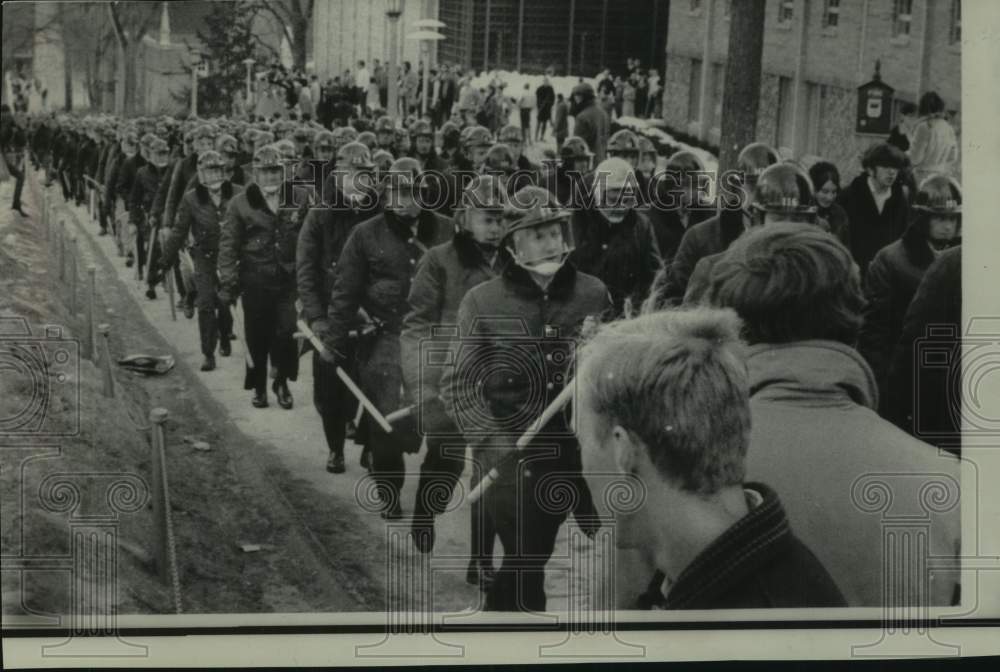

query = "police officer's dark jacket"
[218, 181, 312, 295]
[163, 153, 199, 229]
[443, 260, 612, 438]
[570, 207, 662, 316]
[129, 163, 167, 232]
[295, 193, 370, 324]
[401, 231, 511, 404]
[326, 209, 454, 354]
[162, 181, 240, 267]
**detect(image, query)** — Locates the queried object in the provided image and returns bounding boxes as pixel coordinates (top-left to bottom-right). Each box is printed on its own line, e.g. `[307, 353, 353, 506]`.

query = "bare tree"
[107, 0, 162, 115]
[717, 0, 766, 174]
[247, 0, 314, 71]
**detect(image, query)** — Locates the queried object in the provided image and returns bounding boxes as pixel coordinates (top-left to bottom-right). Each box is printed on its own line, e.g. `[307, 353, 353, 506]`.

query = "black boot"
[200, 355, 216, 372]
[272, 379, 293, 410]
[411, 515, 436, 553]
[326, 452, 345, 474]
[251, 389, 269, 408]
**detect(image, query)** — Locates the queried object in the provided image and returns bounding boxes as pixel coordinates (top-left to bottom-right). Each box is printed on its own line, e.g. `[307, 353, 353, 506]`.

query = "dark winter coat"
[129, 163, 167, 234]
[838, 173, 911, 277]
[148, 157, 177, 229]
[536, 83, 555, 122]
[294, 198, 369, 325]
[816, 202, 851, 248]
[544, 167, 592, 210]
[858, 219, 959, 411]
[162, 181, 241, 267]
[887, 246, 962, 453]
[639, 204, 714, 267]
[325, 209, 455, 356]
[401, 231, 509, 404]
[572, 98, 610, 164]
[218, 181, 313, 297]
[655, 207, 745, 305]
[569, 207, 662, 316]
[163, 153, 199, 230]
[115, 154, 146, 207]
[441, 260, 611, 444]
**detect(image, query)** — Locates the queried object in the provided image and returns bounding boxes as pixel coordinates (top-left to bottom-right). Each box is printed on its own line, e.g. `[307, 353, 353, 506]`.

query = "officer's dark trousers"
[413, 434, 466, 518]
[357, 335, 412, 509]
[313, 351, 359, 457]
[240, 280, 299, 393]
[192, 251, 232, 357]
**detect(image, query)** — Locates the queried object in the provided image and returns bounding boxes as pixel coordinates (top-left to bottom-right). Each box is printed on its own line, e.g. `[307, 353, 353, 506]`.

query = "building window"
[822, 0, 840, 29]
[892, 0, 913, 38]
[950, 0, 961, 44]
[777, 0, 795, 25]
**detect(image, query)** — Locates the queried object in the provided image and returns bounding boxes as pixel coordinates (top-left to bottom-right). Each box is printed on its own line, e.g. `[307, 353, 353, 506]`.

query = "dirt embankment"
[2, 174, 384, 617]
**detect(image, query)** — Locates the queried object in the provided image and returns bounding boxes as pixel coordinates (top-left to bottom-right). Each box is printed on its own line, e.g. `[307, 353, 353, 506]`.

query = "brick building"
[662, 0, 961, 178]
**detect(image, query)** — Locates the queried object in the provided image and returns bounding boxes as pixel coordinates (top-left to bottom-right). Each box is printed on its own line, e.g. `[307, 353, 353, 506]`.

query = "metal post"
[98, 323, 115, 398]
[191, 66, 199, 117]
[388, 16, 401, 117]
[68, 234, 78, 314]
[484, 0, 492, 71]
[697, 0, 716, 142]
[165, 268, 177, 321]
[58, 220, 66, 282]
[421, 42, 430, 115]
[149, 407, 169, 583]
[517, 0, 525, 72]
[85, 265, 97, 361]
[568, 0, 576, 75]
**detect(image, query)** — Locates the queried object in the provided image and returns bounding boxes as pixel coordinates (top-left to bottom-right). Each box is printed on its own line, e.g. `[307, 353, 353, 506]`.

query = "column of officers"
[20, 104, 962, 614]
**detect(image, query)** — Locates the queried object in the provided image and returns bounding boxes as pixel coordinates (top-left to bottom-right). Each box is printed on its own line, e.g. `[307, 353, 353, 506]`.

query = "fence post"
[165, 268, 177, 322]
[85, 265, 97, 361]
[149, 407, 170, 584]
[97, 323, 115, 398]
[68, 234, 78, 314]
[58, 219, 66, 282]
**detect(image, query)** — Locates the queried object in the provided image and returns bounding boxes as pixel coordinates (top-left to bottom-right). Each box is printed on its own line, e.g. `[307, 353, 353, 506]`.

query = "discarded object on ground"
[117, 354, 176, 376]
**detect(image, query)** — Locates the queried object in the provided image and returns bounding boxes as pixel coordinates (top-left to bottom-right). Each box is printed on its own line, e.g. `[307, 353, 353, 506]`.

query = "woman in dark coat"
[808, 161, 850, 247]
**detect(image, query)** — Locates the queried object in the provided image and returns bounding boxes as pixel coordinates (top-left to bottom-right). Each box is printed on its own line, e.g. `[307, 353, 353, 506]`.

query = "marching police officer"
[401, 174, 510, 559]
[544, 135, 594, 209]
[570, 157, 662, 316]
[297, 141, 377, 473]
[323, 157, 454, 518]
[218, 145, 312, 409]
[441, 185, 610, 611]
[161, 150, 242, 371]
[129, 135, 171, 296]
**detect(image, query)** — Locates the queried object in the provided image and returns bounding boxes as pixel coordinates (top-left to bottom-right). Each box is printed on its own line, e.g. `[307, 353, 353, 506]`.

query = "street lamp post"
[410, 19, 446, 117]
[242, 58, 256, 109]
[191, 55, 200, 117]
[386, 0, 405, 118]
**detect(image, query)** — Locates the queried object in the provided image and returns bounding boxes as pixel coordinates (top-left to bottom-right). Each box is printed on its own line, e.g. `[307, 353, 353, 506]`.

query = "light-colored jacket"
[745, 340, 962, 607]
[909, 116, 959, 182]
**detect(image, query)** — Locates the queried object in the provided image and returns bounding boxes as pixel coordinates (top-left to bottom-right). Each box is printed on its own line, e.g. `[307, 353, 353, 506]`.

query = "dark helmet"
[196, 150, 226, 183]
[503, 185, 570, 240]
[462, 125, 493, 149]
[252, 145, 283, 169]
[607, 129, 641, 158]
[861, 142, 908, 170]
[254, 130, 275, 147]
[193, 123, 220, 142]
[459, 173, 508, 213]
[337, 141, 375, 170]
[440, 121, 461, 149]
[559, 136, 593, 162]
[482, 143, 516, 174]
[149, 138, 171, 167]
[374, 115, 396, 133]
[737, 142, 780, 180]
[571, 81, 596, 101]
[274, 139, 298, 163]
[314, 130, 335, 150]
[665, 149, 705, 178]
[750, 163, 817, 218]
[410, 119, 434, 138]
[498, 124, 523, 144]
[636, 135, 657, 160]
[356, 130, 377, 149]
[293, 126, 313, 144]
[215, 133, 238, 155]
[914, 174, 962, 215]
[384, 156, 424, 190]
[138, 132, 156, 149]
[372, 149, 395, 172]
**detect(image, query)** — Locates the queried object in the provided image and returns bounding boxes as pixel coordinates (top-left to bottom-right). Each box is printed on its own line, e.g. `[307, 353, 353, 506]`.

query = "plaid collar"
[647, 482, 792, 609]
